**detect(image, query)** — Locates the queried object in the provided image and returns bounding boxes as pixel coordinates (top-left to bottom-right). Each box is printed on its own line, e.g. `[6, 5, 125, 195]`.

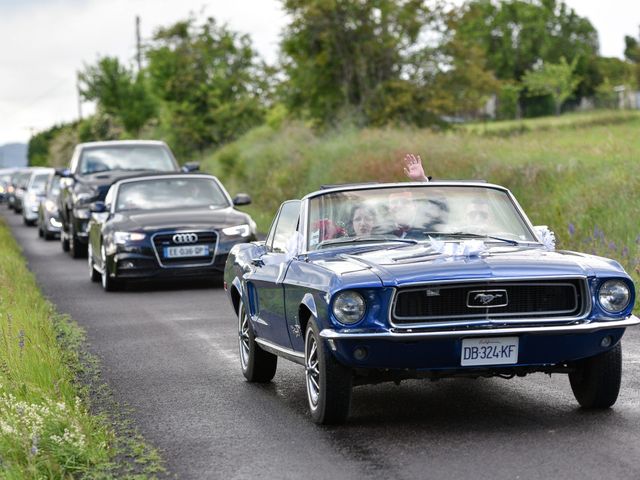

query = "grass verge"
[0, 218, 165, 478]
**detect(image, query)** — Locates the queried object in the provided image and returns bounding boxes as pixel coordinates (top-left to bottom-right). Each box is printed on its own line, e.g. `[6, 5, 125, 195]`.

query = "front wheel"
[88, 244, 100, 282]
[61, 229, 70, 252]
[238, 300, 277, 382]
[69, 222, 86, 258]
[305, 319, 352, 425]
[101, 245, 120, 292]
[569, 342, 622, 409]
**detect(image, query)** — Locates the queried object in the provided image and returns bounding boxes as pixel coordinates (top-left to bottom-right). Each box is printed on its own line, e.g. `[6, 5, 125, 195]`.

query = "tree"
[280, 0, 433, 126]
[452, 0, 599, 111]
[522, 57, 580, 115]
[79, 57, 156, 136]
[623, 28, 640, 87]
[146, 17, 266, 157]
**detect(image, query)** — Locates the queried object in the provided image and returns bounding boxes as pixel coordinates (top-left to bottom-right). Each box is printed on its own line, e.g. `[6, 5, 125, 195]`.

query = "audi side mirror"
[182, 162, 200, 172]
[233, 193, 251, 206]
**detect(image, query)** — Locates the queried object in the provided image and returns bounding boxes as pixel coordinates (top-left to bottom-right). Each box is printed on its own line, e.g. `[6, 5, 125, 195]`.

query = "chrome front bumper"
[320, 315, 640, 341]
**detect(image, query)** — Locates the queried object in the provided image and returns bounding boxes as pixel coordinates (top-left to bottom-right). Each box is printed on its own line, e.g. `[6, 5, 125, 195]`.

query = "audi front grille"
[151, 231, 218, 268]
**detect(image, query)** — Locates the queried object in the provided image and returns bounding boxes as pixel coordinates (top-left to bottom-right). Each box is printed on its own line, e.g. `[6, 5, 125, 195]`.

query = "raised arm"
[403, 153, 430, 182]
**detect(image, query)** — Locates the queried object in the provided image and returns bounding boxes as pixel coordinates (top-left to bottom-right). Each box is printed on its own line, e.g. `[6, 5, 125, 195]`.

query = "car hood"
[310, 244, 628, 287]
[110, 206, 250, 232]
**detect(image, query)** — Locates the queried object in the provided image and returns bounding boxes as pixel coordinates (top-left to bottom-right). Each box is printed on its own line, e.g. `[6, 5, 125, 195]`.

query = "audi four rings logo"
[172, 233, 199, 244]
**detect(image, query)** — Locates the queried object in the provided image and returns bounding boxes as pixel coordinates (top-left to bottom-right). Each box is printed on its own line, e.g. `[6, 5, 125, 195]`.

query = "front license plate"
[164, 245, 209, 258]
[461, 337, 519, 366]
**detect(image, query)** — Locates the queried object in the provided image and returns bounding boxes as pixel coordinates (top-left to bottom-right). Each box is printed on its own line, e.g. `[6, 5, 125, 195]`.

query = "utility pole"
[76, 72, 83, 120]
[136, 15, 142, 72]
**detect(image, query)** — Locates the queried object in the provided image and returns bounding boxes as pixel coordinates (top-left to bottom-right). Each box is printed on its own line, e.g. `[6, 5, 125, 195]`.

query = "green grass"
[201, 111, 640, 288]
[0, 219, 165, 478]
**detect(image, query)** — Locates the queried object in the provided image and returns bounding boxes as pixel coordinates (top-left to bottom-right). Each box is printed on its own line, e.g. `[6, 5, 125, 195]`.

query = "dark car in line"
[0, 168, 17, 203]
[58, 140, 197, 258]
[224, 181, 638, 424]
[11, 169, 35, 214]
[5, 169, 23, 210]
[38, 171, 64, 239]
[87, 173, 255, 291]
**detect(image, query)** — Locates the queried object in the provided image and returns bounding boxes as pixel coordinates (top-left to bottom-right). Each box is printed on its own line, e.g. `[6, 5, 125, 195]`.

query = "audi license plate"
[461, 337, 519, 366]
[164, 245, 209, 258]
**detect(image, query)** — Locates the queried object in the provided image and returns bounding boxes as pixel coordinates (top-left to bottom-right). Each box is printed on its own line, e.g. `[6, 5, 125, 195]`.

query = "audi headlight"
[598, 280, 631, 313]
[222, 224, 251, 237]
[332, 291, 366, 325]
[114, 231, 146, 244]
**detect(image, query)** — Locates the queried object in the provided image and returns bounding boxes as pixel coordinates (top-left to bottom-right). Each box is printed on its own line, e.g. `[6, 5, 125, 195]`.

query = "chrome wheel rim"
[87, 244, 93, 278]
[238, 304, 250, 370]
[100, 246, 107, 289]
[305, 331, 320, 409]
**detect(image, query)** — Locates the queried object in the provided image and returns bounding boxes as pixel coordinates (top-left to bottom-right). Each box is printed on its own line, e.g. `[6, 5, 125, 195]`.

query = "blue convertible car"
[224, 182, 639, 424]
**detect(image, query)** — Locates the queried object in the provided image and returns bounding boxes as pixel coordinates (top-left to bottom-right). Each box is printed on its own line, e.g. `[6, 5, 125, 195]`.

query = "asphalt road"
[4, 208, 640, 480]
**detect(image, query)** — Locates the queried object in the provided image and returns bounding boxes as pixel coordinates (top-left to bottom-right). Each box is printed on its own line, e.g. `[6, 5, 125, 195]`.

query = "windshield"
[78, 145, 175, 175]
[16, 172, 32, 188]
[30, 173, 49, 192]
[115, 177, 230, 212]
[48, 176, 62, 196]
[307, 185, 537, 251]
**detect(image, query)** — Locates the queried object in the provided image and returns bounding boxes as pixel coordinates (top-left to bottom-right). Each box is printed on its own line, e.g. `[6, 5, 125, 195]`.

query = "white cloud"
[0, 0, 287, 145]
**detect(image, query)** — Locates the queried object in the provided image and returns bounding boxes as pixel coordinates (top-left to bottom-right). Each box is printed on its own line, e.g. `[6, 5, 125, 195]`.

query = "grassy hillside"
[202, 111, 640, 285]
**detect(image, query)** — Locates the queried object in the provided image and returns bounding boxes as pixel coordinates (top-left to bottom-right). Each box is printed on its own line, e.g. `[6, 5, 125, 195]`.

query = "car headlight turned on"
[598, 280, 631, 313]
[45, 200, 57, 213]
[222, 224, 251, 237]
[114, 231, 146, 244]
[332, 290, 366, 325]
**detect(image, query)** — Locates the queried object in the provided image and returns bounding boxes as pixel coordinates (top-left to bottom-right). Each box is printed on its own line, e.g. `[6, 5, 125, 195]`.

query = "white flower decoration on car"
[533, 225, 556, 251]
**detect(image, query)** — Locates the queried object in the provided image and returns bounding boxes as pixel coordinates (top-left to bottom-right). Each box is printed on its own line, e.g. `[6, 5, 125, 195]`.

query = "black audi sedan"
[87, 173, 256, 291]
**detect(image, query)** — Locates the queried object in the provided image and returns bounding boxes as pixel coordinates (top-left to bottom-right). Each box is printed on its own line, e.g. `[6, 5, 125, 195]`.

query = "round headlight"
[332, 291, 366, 325]
[598, 280, 630, 313]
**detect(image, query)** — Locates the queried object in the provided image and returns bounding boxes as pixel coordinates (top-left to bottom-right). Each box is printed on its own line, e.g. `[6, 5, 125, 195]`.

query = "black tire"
[43, 228, 54, 241]
[569, 342, 622, 409]
[238, 300, 277, 382]
[88, 244, 101, 282]
[61, 230, 70, 252]
[69, 222, 86, 258]
[305, 319, 352, 425]
[101, 245, 120, 292]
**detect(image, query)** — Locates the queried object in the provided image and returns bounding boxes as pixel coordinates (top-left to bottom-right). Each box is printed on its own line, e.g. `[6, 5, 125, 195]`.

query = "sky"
[0, 0, 638, 146]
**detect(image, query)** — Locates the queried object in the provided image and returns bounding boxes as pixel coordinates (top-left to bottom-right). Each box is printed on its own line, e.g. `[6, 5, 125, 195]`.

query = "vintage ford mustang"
[224, 182, 638, 424]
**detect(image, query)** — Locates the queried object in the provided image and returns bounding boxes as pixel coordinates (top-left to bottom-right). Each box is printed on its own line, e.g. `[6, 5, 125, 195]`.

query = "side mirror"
[233, 193, 251, 206]
[90, 201, 107, 213]
[58, 168, 74, 178]
[182, 162, 200, 172]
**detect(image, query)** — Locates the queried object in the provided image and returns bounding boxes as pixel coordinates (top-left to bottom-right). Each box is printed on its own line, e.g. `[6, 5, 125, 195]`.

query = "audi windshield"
[115, 178, 230, 212]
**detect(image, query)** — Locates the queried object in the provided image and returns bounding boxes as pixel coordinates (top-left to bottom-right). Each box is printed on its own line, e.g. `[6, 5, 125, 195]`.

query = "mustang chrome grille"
[151, 231, 217, 267]
[392, 279, 587, 325]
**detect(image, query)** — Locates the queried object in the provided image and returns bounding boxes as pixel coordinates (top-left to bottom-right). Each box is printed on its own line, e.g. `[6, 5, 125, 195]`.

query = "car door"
[245, 200, 301, 348]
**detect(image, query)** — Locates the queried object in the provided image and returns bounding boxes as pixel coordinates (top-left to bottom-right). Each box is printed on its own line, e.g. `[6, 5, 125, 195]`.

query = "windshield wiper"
[317, 236, 418, 249]
[436, 231, 521, 246]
